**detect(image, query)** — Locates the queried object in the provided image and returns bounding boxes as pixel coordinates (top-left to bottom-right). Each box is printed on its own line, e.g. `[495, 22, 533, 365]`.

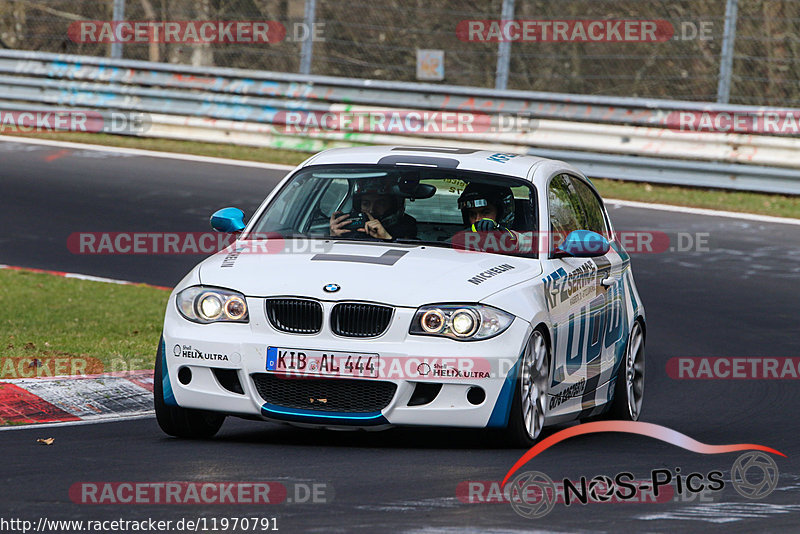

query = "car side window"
[548, 174, 584, 242]
[564, 175, 609, 238]
[318, 178, 350, 216]
[255, 174, 318, 232]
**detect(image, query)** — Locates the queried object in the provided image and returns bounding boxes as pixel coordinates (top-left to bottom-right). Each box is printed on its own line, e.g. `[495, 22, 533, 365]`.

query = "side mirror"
[557, 230, 610, 257]
[210, 207, 246, 233]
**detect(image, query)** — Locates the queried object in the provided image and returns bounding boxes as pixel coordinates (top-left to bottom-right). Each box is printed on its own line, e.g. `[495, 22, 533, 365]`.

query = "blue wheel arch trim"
[260, 403, 388, 426]
[609, 275, 632, 383]
[605, 273, 643, 406]
[486, 358, 521, 428]
[160, 337, 178, 406]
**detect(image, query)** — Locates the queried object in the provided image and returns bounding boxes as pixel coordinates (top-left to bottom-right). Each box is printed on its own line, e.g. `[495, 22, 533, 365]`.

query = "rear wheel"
[154, 340, 225, 438]
[595, 319, 645, 421]
[504, 328, 550, 447]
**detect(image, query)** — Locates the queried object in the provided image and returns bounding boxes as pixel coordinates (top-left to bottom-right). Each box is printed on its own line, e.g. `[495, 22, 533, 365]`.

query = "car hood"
[197, 240, 542, 307]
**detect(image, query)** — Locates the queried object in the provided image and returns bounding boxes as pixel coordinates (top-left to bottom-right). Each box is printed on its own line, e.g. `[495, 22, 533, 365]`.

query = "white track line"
[0, 413, 155, 432]
[63, 272, 156, 285]
[606, 198, 800, 226]
[0, 135, 296, 171]
[2, 135, 798, 224]
[0, 264, 172, 290]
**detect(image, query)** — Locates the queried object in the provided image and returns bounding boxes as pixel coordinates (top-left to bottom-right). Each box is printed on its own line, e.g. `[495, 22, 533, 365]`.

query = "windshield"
[248, 165, 538, 257]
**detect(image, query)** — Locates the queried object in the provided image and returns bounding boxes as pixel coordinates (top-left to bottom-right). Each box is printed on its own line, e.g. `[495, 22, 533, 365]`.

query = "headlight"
[451, 309, 478, 337]
[199, 293, 223, 319]
[410, 304, 513, 341]
[176, 286, 249, 324]
[420, 309, 446, 333]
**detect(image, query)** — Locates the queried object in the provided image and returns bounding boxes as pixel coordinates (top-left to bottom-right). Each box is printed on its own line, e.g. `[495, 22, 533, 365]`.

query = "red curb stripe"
[0, 264, 172, 291]
[5, 369, 156, 382]
[127, 373, 155, 393]
[0, 382, 81, 424]
[44, 148, 70, 162]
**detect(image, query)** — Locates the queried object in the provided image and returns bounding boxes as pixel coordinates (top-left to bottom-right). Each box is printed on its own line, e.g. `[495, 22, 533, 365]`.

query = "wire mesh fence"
[0, 0, 798, 106]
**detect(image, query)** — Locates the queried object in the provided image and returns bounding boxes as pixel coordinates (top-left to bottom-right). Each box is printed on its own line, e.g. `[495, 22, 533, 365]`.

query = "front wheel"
[504, 328, 550, 447]
[154, 339, 225, 439]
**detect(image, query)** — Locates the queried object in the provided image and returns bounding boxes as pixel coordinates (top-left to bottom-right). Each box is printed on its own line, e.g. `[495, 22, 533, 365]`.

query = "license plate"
[266, 347, 379, 378]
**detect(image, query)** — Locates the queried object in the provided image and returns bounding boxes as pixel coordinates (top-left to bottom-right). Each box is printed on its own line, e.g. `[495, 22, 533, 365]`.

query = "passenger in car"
[329, 178, 418, 240]
[458, 183, 519, 242]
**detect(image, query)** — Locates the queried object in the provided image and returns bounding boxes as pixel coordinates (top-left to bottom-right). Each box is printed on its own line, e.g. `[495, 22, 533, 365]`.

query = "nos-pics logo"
[501, 422, 783, 520]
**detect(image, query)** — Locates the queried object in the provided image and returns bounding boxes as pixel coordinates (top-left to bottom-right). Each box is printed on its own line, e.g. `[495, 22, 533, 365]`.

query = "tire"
[594, 319, 645, 421]
[154, 339, 225, 439]
[504, 328, 550, 447]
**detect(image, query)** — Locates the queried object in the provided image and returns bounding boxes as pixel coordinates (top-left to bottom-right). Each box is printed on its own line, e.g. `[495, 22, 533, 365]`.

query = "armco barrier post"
[110, 0, 126, 59]
[494, 0, 515, 90]
[716, 0, 739, 103]
[299, 0, 317, 74]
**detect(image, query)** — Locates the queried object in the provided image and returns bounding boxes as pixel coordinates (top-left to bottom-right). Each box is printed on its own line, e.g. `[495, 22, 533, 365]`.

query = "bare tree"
[167, 0, 214, 66]
[139, 0, 160, 62]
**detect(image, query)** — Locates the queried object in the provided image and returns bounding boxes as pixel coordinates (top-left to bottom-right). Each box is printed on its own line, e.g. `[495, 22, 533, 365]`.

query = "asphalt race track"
[2, 138, 800, 533]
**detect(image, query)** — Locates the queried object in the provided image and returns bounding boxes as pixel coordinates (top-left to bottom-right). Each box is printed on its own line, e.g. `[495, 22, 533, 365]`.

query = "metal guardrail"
[532, 149, 800, 197]
[2, 49, 789, 126]
[1, 49, 799, 194]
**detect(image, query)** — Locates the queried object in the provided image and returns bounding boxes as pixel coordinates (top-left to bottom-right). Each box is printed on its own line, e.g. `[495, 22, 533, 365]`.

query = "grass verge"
[5, 131, 799, 219]
[591, 178, 800, 219]
[0, 269, 169, 377]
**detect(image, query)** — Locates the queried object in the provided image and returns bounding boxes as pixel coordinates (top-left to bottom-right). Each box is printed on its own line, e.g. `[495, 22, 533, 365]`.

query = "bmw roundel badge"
[323, 283, 340, 293]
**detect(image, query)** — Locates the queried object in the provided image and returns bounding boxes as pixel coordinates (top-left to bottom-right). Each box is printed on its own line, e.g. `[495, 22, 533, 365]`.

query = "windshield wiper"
[393, 238, 452, 249]
[242, 233, 323, 240]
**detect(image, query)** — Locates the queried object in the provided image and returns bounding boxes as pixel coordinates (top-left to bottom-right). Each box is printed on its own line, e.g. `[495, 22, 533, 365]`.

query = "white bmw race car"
[155, 146, 646, 446]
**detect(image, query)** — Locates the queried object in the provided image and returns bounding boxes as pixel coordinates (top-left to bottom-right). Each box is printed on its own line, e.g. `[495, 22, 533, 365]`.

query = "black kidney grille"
[252, 373, 397, 413]
[265, 299, 323, 334]
[331, 303, 393, 337]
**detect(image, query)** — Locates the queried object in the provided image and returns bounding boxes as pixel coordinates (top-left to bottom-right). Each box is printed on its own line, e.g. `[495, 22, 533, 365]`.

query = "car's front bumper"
[162, 295, 532, 430]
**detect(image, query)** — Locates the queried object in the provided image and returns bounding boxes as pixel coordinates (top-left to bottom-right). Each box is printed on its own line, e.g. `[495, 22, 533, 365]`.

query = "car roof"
[298, 145, 584, 185]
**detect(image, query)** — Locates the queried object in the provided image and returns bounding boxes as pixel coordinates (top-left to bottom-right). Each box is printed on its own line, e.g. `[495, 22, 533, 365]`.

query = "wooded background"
[1, 0, 797, 105]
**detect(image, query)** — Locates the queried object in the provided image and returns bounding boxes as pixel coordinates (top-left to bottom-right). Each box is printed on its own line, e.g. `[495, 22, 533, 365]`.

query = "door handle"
[601, 276, 620, 288]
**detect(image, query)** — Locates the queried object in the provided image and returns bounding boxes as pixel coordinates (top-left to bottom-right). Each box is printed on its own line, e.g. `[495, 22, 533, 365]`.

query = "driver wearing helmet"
[329, 178, 418, 240]
[457, 182, 518, 241]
